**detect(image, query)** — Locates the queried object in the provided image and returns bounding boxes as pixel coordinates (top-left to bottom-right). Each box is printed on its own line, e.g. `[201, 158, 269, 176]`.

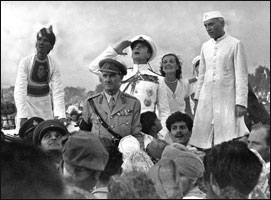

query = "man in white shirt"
[14, 26, 66, 131]
[88, 35, 170, 138]
[189, 11, 249, 149]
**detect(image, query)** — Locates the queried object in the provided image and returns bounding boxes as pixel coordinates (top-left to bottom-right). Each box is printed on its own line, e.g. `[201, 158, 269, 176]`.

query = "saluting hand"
[113, 40, 132, 55]
[235, 105, 247, 117]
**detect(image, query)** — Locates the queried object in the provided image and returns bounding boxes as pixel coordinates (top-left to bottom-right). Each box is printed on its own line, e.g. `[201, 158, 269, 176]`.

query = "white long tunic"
[14, 54, 65, 122]
[189, 33, 249, 149]
[88, 46, 170, 138]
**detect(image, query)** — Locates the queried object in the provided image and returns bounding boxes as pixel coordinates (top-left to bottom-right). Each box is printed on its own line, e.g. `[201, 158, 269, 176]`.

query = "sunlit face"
[162, 55, 179, 75]
[101, 71, 122, 95]
[204, 18, 225, 40]
[131, 42, 151, 64]
[170, 121, 191, 146]
[248, 127, 270, 161]
[36, 35, 52, 56]
[40, 130, 63, 153]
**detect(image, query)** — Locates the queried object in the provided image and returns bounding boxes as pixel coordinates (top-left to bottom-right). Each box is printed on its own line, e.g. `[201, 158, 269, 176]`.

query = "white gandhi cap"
[203, 11, 224, 22]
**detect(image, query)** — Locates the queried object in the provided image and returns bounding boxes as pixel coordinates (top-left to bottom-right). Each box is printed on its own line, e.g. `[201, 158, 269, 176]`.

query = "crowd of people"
[1, 10, 270, 199]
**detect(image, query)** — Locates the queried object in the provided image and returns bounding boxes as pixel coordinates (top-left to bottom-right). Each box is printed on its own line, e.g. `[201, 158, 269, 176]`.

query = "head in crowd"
[121, 149, 154, 174]
[130, 35, 156, 64]
[118, 135, 141, 161]
[99, 57, 127, 95]
[66, 105, 82, 122]
[33, 119, 68, 156]
[62, 131, 109, 191]
[36, 25, 56, 55]
[18, 117, 44, 145]
[98, 138, 123, 184]
[248, 123, 270, 162]
[107, 171, 159, 199]
[204, 140, 262, 199]
[203, 11, 225, 40]
[147, 144, 204, 199]
[166, 111, 193, 146]
[140, 111, 162, 138]
[146, 139, 169, 163]
[159, 53, 183, 80]
[1, 139, 64, 199]
[192, 55, 200, 77]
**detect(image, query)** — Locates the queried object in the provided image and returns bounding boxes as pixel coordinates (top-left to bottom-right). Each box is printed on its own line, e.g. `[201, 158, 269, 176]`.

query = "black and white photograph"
[1, 1, 270, 199]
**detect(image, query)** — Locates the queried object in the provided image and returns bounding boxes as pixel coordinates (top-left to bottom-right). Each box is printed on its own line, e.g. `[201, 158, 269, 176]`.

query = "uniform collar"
[103, 90, 119, 103]
[133, 63, 150, 73]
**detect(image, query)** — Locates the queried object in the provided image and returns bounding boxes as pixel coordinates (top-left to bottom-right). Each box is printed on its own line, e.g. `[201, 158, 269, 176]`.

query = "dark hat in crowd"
[62, 131, 109, 172]
[19, 117, 44, 139]
[33, 119, 68, 146]
[99, 57, 127, 75]
[37, 25, 56, 47]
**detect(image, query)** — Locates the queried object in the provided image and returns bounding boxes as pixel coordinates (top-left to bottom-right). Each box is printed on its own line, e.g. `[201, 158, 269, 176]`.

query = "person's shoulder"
[121, 92, 138, 100]
[226, 34, 242, 44]
[87, 93, 102, 101]
[20, 54, 34, 62]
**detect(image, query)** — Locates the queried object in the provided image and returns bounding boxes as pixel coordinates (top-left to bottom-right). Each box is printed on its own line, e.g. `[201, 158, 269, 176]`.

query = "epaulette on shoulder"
[88, 93, 101, 100]
[121, 92, 137, 100]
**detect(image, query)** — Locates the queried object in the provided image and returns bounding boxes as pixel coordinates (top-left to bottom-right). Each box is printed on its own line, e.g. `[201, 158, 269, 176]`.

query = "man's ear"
[210, 173, 221, 196]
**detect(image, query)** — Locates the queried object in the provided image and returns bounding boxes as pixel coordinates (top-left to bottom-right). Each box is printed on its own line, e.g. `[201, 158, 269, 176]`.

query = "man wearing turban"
[14, 25, 66, 131]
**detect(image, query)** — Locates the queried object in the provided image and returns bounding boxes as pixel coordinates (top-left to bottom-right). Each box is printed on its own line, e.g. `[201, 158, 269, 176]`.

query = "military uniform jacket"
[88, 46, 170, 138]
[82, 91, 142, 140]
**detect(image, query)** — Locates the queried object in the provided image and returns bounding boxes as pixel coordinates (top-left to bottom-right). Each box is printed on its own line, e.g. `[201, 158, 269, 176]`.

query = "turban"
[162, 145, 204, 180]
[37, 25, 56, 47]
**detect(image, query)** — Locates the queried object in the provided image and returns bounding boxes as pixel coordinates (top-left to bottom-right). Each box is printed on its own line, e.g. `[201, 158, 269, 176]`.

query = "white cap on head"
[118, 135, 140, 156]
[192, 56, 200, 65]
[130, 35, 157, 61]
[203, 11, 224, 22]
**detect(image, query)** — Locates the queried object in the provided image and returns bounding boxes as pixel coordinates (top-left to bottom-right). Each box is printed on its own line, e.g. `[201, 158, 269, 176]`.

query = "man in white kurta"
[14, 26, 65, 132]
[189, 11, 249, 149]
[88, 35, 170, 138]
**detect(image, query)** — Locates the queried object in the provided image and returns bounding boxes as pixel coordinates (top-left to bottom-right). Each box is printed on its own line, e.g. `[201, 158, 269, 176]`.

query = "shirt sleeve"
[157, 77, 171, 137]
[49, 57, 66, 118]
[131, 99, 143, 136]
[88, 46, 119, 75]
[234, 41, 248, 108]
[194, 46, 206, 100]
[14, 56, 30, 118]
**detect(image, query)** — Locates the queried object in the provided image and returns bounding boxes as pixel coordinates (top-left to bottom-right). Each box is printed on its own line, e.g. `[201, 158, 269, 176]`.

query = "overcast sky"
[1, 1, 270, 91]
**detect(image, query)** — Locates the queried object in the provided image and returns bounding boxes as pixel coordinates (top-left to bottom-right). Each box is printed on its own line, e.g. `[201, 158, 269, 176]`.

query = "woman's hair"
[159, 53, 183, 80]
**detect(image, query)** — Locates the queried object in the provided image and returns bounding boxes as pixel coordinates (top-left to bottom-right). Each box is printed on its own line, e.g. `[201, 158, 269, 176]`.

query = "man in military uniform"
[81, 57, 142, 142]
[88, 35, 170, 138]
